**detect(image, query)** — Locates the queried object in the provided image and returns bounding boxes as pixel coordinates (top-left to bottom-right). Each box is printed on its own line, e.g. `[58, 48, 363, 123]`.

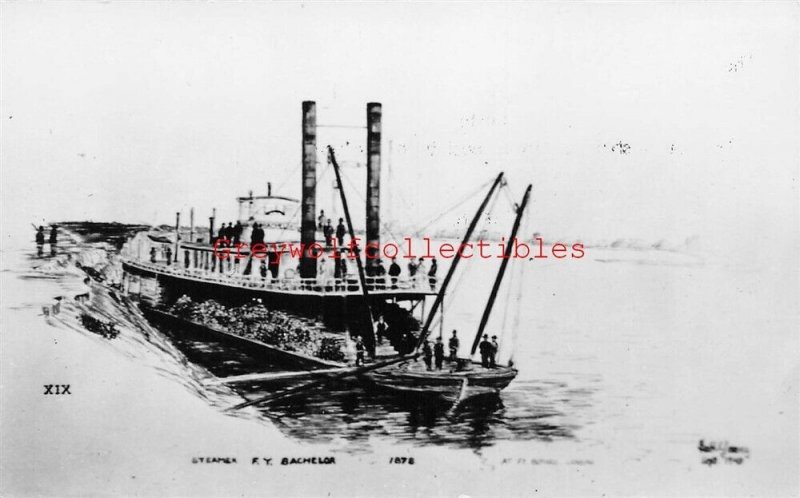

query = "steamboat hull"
[142, 308, 345, 371]
[123, 259, 433, 331]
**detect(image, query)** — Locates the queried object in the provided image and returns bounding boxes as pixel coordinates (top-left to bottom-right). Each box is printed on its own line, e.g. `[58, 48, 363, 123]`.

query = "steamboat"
[121, 102, 434, 356]
[121, 101, 528, 406]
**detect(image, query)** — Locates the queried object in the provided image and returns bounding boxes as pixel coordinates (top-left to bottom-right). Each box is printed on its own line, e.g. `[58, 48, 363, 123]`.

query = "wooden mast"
[327, 146, 377, 357]
[414, 172, 505, 350]
[470, 184, 532, 356]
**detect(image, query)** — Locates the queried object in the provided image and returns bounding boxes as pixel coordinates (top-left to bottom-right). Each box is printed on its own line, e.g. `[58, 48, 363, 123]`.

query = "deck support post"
[189, 207, 195, 242]
[174, 211, 180, 263]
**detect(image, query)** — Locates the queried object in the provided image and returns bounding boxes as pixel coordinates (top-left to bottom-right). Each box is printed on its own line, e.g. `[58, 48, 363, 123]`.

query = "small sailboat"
[362, 173, 531, 402]
[365, 359, 518, 402]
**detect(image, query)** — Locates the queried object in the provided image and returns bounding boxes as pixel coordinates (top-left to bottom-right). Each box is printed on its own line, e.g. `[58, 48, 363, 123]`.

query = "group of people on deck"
[389, 257, 437, 291]
[206, 212, 440, 291]
[318, 210, 347, 248]
[318, 210, 438, 291]
[207, 220, 273, 277]
[214, 221, 248, 246]
[371, 256, 437, 291]
[315, 251, 352, 288]
[419, 330, 500, 371]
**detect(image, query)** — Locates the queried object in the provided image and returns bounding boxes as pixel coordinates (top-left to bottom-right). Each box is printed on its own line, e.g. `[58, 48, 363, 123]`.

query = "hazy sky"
[2, 2, 798, 253]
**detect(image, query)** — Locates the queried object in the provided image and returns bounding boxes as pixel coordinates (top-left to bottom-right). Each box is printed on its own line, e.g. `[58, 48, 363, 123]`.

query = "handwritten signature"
[698, 439, 750, 466]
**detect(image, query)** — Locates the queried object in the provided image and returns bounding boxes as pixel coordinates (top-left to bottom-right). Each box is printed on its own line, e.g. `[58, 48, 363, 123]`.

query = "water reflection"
[159, 324, 591, 452]
[19, 238, 596, 454]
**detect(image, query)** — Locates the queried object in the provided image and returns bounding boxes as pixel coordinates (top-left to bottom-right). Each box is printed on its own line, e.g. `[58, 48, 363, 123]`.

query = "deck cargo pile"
[166, 295, 346, 363]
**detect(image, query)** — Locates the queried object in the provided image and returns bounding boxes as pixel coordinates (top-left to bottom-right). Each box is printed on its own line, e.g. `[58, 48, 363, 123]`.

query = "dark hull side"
[142, 308, 345, 371]
[141, 310, 515, 402]
[123, 262, 424, 336]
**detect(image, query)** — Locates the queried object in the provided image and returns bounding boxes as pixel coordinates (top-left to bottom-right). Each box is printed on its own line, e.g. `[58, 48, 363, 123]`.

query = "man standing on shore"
[35, 226, 45, 257]
[48, 225, 58, 256]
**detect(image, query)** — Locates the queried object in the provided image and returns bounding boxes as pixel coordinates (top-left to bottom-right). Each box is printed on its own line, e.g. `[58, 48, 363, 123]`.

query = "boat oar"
[226, 353, 418, 411]
[208, 367, 358, 386]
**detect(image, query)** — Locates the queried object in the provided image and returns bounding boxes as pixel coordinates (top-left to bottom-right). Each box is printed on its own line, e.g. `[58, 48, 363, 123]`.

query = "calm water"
[5, 231, 795, 473]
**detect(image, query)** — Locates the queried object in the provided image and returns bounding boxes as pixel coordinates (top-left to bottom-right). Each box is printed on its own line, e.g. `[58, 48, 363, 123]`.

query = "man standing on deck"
[338, 252, 349, 281]
[335, 218, 346, 246]
[416, 257, 427, 288]
[324, 219, 334, 247]
[388, 258, 401, 289]
[334, 252, 343, 280]
[355, 336, 365, 366]
[375, 315, 387, 344]
[434, 337, 445, 370]
[251, 223, 264, 245]
[375, 259, 387, 289]
[232, 221, 243, 245]
[407, 258, 417, 278]
[217, 224, 227, 246]
[422, 340, 433, 371]
[428, 257, 438, 291]
[448, 330, 460, 362]
[479, 334, 491, 368]
[490, 335, 499, 368]
[318, 209, 326, 231]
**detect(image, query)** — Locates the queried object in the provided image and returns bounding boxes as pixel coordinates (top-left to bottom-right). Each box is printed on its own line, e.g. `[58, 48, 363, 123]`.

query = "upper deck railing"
[122, 258, 437, 297]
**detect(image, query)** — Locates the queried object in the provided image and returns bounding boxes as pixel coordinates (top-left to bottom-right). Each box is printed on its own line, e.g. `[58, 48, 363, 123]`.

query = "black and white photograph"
[1, 2, 798, 496]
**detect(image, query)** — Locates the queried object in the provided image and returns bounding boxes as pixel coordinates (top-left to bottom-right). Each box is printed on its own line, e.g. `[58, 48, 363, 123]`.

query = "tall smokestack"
[365, 102, 382, 274]
[300, 101, 318, 279]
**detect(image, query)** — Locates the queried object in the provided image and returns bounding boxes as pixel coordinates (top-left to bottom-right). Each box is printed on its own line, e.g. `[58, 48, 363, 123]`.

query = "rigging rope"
[507, 200, 530, 366]
[425, 183, 504, 341]
[476, 185, 501, 241]
[500, 178, 518, 212]
[272, 163, 301, 196]
[411, 178, 494, 238]
[498, 239, 517, 361]
[338, 166, 414, 259]
[272, 161, 331, 242]
[496, 182, 524, 338]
